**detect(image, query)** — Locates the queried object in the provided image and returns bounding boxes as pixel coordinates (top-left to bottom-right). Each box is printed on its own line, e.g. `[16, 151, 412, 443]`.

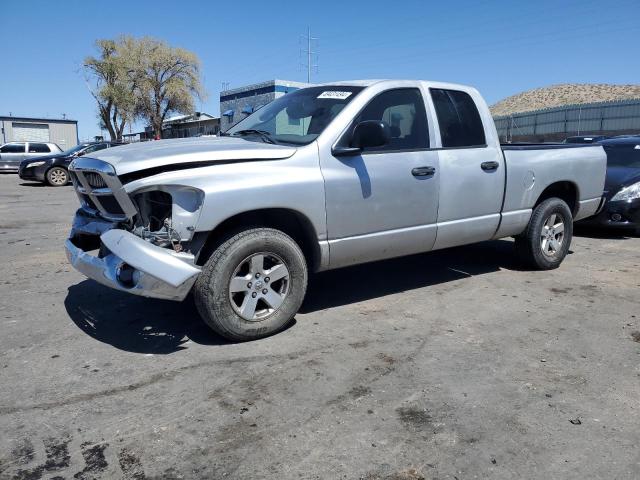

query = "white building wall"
[0, 118, 77, 148]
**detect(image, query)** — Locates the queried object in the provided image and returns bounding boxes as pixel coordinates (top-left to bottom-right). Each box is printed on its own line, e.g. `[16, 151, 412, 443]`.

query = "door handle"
[481, 161, 499, 171]
[411, 166, 436, 177]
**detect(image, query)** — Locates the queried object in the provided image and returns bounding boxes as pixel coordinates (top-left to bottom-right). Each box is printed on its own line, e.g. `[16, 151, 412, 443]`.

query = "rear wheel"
[46, 167, 69, 186]
[193, 228, 308, 341]
[515, 197, 573, 270]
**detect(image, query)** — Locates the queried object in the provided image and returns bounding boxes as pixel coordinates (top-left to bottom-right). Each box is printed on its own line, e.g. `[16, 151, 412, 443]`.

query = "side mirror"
[352, 120, 391, 149]
[333, 120, 390, 156]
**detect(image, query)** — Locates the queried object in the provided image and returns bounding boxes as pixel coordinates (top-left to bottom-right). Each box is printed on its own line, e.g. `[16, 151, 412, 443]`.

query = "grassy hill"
[490, 84, 640, 117]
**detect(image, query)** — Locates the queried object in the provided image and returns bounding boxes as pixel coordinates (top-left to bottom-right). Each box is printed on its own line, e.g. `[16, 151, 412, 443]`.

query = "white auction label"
[317, 91, 353, 100]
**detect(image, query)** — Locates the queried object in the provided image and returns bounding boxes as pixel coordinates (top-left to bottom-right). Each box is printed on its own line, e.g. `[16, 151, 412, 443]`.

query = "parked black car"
[580, 136, 640, 232]
[563, 135, 609, 144]
[18, 141, 123, 186]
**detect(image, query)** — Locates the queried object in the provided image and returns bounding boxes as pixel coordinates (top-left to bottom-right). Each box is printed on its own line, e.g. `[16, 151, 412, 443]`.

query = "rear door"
[322, 87, 440, 267]
[0, 143, 26, 169]
[429, 88, 505, 249]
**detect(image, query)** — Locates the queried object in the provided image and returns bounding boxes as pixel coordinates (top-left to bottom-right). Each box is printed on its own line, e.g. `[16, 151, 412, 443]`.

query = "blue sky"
[2, 0, 639, 140]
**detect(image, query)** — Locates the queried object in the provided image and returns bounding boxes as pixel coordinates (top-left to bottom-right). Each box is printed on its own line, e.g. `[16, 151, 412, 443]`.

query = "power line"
[300, 26, 318, 84]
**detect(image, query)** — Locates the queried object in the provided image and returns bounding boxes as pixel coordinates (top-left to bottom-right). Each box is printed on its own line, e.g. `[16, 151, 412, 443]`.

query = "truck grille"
[69, 158, 137, 221]
[84, 172, 108, 189]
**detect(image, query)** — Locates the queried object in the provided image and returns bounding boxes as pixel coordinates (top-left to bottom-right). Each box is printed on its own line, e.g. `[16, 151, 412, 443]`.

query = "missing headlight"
[131, 190, 181, 250]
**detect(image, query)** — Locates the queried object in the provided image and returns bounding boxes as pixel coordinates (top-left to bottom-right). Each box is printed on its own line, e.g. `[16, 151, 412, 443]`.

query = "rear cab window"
[431, 88, 486, 148]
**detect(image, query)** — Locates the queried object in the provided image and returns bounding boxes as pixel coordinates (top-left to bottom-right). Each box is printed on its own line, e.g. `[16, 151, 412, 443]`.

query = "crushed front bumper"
[65, 210, 201, 301]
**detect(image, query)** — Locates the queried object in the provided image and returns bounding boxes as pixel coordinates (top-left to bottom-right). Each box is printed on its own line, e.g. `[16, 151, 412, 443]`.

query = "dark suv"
[19, 141, 123, 186]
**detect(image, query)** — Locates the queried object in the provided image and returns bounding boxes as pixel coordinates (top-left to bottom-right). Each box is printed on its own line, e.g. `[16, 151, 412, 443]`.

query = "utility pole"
[300, 26, 318, 83]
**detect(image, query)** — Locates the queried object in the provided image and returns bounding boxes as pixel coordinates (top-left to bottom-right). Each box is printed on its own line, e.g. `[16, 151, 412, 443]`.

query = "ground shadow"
[301, 239, 519, 313]
[65, 239, 519, 352]
[574, 224, 637, 240]
[65, 281, 228, 354]
[19, 182, 48, 187]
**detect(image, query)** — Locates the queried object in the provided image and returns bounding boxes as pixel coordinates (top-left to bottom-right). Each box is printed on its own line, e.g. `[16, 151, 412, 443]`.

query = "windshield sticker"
[317, 91, 353, 100]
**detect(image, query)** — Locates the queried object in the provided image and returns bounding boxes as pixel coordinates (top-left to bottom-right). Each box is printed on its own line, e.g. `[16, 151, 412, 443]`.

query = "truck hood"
[91, 136, 297, 176]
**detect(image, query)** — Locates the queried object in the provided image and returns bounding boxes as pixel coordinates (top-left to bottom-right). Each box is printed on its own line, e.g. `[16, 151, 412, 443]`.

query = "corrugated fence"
[493, 99, 640, 142]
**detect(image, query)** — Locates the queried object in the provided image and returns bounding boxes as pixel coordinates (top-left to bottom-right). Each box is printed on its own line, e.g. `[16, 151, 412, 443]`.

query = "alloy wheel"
[540, 213, 565, 257]
[49, 168, 68, 185]
[228, 252, 291, 321]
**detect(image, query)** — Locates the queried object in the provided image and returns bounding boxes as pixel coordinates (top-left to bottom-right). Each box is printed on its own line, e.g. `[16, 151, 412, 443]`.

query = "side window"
[28, 143, 51, 153]
[430, 89, 486, 148]
[1, 143, 25, 153]
[81, 144, 106, 155]
[85, 143, 108, 154]
[355, 88, 429, 151]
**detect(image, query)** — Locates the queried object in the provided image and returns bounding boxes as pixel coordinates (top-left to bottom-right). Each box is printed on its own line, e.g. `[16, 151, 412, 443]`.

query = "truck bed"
[500, 143, 606, 223]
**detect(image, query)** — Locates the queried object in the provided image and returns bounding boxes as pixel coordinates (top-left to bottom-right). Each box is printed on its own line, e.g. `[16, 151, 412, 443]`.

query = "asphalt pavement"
[1, 174, 639, 479]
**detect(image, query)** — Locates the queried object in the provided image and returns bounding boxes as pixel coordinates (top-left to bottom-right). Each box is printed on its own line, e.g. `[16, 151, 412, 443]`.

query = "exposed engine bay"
[131, 190, 183, 251]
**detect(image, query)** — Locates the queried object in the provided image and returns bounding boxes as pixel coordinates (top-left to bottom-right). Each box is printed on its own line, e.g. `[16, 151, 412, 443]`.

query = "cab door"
[429, 88, 505, 250]
[320, 88, 440, 268]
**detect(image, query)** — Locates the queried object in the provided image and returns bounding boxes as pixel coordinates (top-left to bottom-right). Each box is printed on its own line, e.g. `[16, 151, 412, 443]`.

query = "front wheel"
[46, 167, 69, 186]
[515, 197, 573, 270]
[193, 228, 308, 341]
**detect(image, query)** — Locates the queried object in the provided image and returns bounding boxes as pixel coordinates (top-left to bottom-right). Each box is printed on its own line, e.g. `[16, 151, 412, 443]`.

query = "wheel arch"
[193, 208, 322, 272]
[534, 181, 579, 217]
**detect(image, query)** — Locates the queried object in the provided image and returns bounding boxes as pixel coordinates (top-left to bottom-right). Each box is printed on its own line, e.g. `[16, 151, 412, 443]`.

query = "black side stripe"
[118, 158, 276, 185]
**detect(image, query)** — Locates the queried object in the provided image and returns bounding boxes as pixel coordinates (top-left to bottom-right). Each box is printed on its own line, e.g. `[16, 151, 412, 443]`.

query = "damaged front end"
[65, 157, 202, 301]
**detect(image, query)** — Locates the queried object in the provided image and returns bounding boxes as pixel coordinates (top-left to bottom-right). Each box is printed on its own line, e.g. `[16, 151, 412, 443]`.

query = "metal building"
[0, 116, 78, 149]
[219, 79, 309, 132]
[494, 99, 640, 143]
[135, 112, 220, 141]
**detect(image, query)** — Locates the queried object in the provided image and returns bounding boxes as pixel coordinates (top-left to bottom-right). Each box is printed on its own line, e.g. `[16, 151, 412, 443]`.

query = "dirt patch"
[362, 467, 426, 479]
[630, 331, 640, 343]
[73, 442, 109, 479]
[396, 406, 437, 433]
[377, 353, 396, 365]
[349, 385, 371, 399]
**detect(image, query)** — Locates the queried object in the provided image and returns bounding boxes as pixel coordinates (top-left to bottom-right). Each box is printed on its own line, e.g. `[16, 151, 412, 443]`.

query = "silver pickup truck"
[66, 80, 607, 340]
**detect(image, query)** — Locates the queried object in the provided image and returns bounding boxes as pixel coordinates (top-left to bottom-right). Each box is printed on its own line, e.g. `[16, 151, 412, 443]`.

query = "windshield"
[61, 143, 90, 156]
[227, 86, 364, 145]
[605, 145, 640, 168]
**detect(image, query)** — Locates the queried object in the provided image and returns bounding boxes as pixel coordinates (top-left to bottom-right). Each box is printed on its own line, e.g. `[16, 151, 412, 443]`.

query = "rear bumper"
[65, 211, 201, 301]
[578, 197, 640, 229]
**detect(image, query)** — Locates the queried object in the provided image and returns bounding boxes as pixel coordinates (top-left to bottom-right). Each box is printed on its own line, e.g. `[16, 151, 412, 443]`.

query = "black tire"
[515, 197, 573, 270]
[193, 228, 308, 341]
[46, 166, 69, 187]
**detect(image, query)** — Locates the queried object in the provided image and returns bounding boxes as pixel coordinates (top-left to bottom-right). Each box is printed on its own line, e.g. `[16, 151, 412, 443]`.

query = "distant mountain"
[490, 84, 640, 117]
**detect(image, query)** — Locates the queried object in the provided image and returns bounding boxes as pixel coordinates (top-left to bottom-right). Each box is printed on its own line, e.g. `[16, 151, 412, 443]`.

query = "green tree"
[83, 39, 137, 141]
[129, 37, 205, 139]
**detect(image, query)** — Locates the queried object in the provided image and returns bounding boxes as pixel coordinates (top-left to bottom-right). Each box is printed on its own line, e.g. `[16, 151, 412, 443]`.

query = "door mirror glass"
[351, 120, 390, 149]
